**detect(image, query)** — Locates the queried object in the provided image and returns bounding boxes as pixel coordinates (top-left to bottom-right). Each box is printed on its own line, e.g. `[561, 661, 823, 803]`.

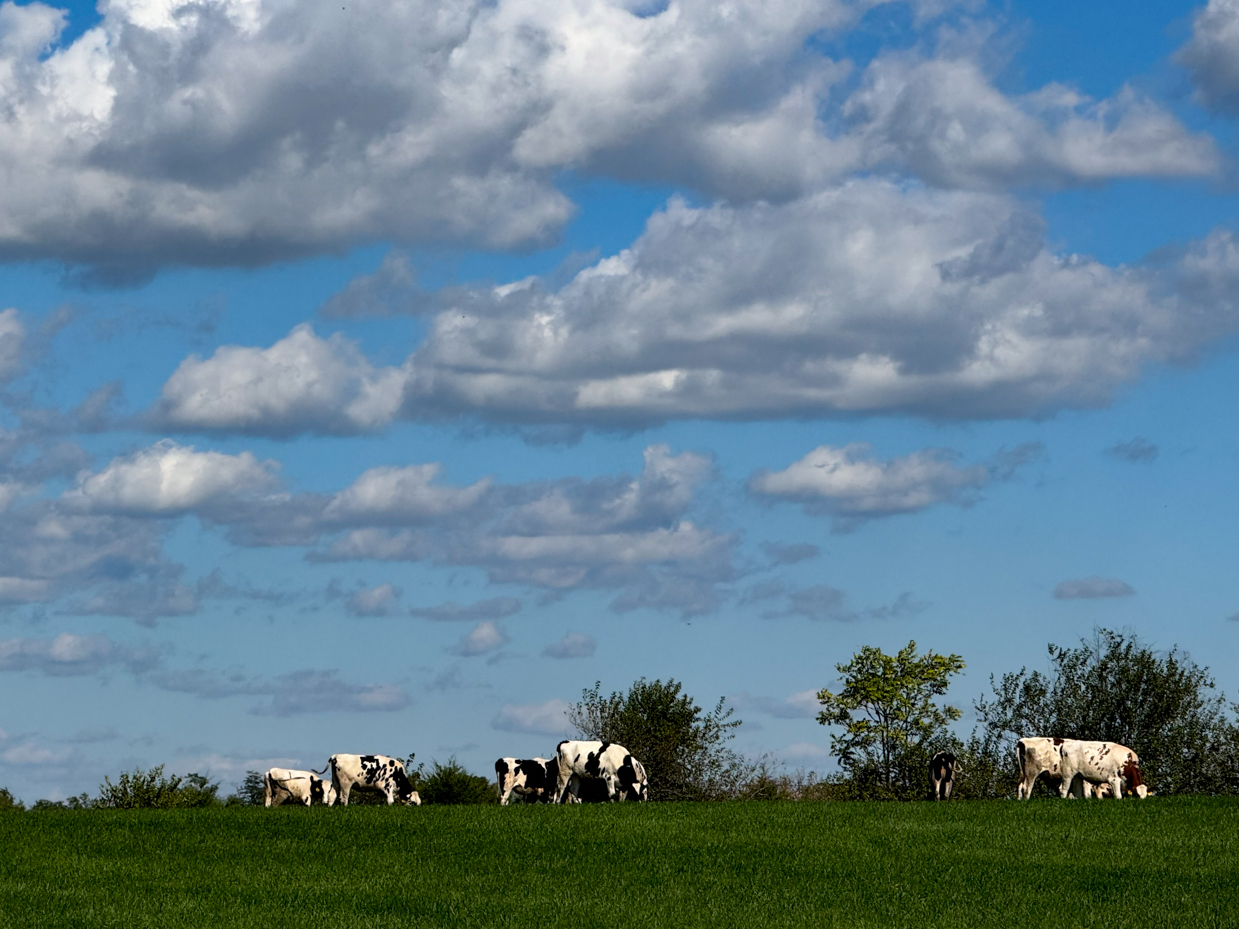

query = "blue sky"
[2, 0, 1239, 801]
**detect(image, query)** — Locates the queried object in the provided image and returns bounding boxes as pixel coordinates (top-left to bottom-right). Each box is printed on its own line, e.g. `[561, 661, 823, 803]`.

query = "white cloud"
[67, 440, 277, 516]
[735, 688, 820, 719]
[392, 185, 1239, 427]
[0, 576, 51, 604]
[779, 742, 829, 764]
[542, 631, 596, 659]
[151, 667, 412, 716]
[1, 742, 75, 767]
[0, 309, 25, 382]
[850, 55, 1219, 188]
[1178, 0, 1239, 114]
[491, 698, 570, 735]
[0, 632, 162, 676]
[153, 326, 406, 436]
[447, 620, 510, 657]
[1053, 576, 1135, 600]
[323, 463, 489, 525]
[346, 583, 402, 617]
[749, 443, 990, 523]
[408, 597, 522, 622]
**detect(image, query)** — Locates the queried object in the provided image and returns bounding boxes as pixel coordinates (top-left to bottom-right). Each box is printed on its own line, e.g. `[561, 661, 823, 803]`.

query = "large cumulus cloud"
[0, 0, 1215, 274]
[155, 181, 1239, 432]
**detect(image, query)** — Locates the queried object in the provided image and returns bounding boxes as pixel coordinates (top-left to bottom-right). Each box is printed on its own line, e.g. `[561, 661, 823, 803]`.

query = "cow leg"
[555, 766, 574, 804]
[339, 783, 351, 806]
[943, 777, 952, 801]
[264, 775, 274, 808]
[1109, 776, 1123, 800]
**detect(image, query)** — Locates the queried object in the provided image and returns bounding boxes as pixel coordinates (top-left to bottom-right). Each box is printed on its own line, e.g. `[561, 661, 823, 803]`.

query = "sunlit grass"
[2, 798, 1237, 928]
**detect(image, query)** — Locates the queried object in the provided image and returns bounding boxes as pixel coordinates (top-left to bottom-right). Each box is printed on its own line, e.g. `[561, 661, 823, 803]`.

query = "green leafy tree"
[569, 677, 751, 800]
[417, 758, 495, 804]
[0, 787, 23, 811]
[975, 628, 1239, 795]
[96, 766, 221, 809]
[230, 771, 268, 806]
[816, 640, 965, 798]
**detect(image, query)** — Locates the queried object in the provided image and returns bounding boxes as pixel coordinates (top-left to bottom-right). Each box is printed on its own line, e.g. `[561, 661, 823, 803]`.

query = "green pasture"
[2, 799, 1237, 928]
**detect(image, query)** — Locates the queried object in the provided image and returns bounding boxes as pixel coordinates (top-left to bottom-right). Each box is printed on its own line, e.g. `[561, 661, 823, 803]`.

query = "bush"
[416, 758, 495, 805]
[96, 766, 221, 809]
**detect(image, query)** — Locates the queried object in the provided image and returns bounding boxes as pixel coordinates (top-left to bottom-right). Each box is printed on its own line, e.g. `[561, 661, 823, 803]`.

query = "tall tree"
[816, 640, 965, 797]
[569, 678, 749, 801]
[975, 628, 1239, 794]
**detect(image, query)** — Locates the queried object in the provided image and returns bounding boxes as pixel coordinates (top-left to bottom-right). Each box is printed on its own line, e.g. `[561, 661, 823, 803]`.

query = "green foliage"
[0, 787, 23, 811]
[975, 628, 1239, 795]
[229, 771, 268, 806]
[96, 766, 221, 809]
[416, 757, 495, 805]
[816, 640, 965, 798]
[569, 677, 751, 800]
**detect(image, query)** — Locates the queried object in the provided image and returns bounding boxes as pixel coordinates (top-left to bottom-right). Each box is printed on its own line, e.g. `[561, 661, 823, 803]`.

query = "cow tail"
[313, 757, 332, 776]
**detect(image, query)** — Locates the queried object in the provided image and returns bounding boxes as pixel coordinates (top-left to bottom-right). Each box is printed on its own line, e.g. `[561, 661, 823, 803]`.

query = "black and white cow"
[264, 767, 337, 807]
[928, 752, 957, 801]
[495, 757, 559, 805]
[554, 740, 649, 803]
[323, 754, 420, 806]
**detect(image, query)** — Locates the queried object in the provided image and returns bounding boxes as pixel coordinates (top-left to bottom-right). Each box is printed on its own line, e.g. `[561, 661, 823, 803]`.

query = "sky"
[2, 0, 1239, 802]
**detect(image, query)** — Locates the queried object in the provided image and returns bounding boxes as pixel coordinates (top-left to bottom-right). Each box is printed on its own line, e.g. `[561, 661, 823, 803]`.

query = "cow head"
[1120, 756, 1148, 799]
[618, 754, 650, 802]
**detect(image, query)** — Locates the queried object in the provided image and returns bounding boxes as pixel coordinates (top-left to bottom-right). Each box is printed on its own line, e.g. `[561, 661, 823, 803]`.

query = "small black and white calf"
[554, 740, 649, 803]
[495, 757, 559, 805]
[321, 754, 421, 806]
[264, 767, 337, 807]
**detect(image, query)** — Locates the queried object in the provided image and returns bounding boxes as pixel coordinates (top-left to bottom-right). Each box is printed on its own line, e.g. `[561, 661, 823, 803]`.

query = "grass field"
[2, 799, 1238, 928]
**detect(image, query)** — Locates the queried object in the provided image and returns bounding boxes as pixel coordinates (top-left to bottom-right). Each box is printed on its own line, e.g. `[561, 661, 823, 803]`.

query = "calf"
[1057, 740, 1148, 800]
[495, 757, 559, 805]
[554, 740, 649, 803]
[323, 754, 421, 806]
[264, 768, 336, 807]
[928, 751, 956, 801]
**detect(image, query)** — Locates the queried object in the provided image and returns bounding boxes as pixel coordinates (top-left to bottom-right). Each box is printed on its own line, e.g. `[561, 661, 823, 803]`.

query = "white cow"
[1016, 737, 1065, 800]
[264, 768, 337, 807]
[554, 740, 649, 803]
[1057, 740, 1148, 800]
[495, 757, 558, 805]
[1016, 737, 1121, 799]
[323, 754, 421, 806]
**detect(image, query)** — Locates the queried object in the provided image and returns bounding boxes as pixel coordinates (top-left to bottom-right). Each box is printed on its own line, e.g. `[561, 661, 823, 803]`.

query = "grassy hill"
[2, 799, 1237, 928]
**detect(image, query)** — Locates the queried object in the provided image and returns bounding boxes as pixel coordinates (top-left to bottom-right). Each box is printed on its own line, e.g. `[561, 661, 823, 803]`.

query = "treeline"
[5, 627, 1238, 808]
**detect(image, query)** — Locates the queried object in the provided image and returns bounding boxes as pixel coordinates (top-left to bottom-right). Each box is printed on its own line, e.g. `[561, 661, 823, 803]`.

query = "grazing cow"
[495, 757, 559, 805]
[928, 751, 957, 801]
[554, 740, 649, 803]
[264, 768, 337, 807]
[1015, 737, 1066, 800]
[323, 754, 421, 806]
[1057, 740, 1148, 800]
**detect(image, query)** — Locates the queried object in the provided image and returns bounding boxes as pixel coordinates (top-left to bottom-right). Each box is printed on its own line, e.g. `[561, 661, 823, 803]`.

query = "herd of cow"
[262, 736, 1150, 808]
[262, 740, 649, 808]
[928, 738, 1150, 801]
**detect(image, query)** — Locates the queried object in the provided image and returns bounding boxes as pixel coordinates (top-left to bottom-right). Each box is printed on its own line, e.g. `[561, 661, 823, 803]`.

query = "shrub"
[96, 766, 221, 809]
[417, 758, 495, 805]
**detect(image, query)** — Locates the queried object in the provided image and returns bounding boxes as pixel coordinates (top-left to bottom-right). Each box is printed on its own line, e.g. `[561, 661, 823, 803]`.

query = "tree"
[569, 678, 750, 801]
[96, 766, 221, 809]
[975, 628, 1239, 795]
[816, 640, 965, 798]
[0, 787, 23, 811]
[230, 771, 268, 806]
